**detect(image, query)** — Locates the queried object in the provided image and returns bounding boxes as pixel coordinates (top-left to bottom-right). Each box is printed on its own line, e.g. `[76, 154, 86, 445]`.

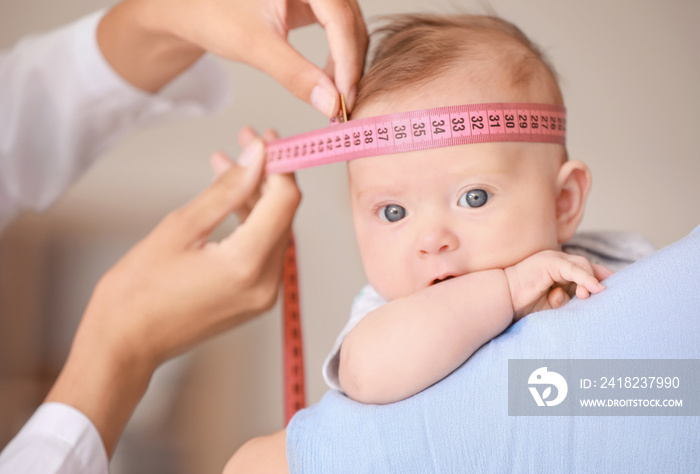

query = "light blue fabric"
[287, 226, 700, 473]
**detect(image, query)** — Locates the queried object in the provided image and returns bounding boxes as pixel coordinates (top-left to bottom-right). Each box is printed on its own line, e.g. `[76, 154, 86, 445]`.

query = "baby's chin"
[370, 276, 460, 302]
[369, 281, 420, 302]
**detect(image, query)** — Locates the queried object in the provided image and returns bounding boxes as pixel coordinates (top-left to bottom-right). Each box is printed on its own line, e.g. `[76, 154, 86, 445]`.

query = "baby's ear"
[555, 160, 592, 243]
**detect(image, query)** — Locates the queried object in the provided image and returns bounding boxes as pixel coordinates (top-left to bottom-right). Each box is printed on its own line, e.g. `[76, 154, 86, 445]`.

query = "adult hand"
[44, 139, 301, 457]
[98, 0, 368, 116]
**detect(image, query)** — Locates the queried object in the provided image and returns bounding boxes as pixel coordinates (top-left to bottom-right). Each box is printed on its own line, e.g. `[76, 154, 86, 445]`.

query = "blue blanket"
[287, 226, 700, 473]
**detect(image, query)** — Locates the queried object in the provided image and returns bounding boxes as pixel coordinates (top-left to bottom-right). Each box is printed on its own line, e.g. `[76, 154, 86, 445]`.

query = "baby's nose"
[418, 226, 459, 255]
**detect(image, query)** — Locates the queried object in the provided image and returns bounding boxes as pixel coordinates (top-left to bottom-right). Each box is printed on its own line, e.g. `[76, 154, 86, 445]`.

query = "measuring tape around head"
[266, 102, 566, 174]
[275, 102, 565, 424]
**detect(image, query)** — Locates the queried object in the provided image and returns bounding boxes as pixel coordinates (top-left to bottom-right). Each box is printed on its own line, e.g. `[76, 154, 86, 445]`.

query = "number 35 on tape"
[266, 103, 566, 174]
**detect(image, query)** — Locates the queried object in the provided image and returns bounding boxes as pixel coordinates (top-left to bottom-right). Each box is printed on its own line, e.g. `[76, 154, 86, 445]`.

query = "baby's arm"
[339, 251, 610, 404]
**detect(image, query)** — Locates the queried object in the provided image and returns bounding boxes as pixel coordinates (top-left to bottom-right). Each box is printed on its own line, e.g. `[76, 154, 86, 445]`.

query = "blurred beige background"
[1, 0, 698, 472]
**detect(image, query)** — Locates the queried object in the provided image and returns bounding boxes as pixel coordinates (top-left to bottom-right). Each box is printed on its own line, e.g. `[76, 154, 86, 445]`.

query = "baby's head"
[348, 14, 592, 301]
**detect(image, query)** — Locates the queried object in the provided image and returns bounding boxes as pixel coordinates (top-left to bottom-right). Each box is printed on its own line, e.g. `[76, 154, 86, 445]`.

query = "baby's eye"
[458, 189, 490, 208]
[378, 204, 407, 222]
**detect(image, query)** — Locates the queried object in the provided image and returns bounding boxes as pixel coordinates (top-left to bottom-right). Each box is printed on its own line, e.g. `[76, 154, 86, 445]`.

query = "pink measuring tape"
[273, 102, 566, 424]
[266, 102, 566, 174]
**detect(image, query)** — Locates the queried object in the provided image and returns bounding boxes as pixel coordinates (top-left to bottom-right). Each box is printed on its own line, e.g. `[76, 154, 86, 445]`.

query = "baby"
[224, 12, 661, 472]
[321, 14, 643, 405]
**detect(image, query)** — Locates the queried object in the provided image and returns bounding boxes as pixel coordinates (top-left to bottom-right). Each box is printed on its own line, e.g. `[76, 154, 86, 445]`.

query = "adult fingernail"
[310, 85, 337, 117]
[238, 140, 263, 167]
[345, 86, 357, 112]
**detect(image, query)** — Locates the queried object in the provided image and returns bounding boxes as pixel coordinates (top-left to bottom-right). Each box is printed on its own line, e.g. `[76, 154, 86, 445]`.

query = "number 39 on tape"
[265, 102, 566, 174]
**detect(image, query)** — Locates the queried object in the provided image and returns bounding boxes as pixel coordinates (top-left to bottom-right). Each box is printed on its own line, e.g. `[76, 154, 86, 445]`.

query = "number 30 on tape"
[266, 102, 566, 174]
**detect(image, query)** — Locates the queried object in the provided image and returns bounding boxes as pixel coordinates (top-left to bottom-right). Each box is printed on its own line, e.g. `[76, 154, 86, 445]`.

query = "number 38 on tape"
[266, 102, 566, 174]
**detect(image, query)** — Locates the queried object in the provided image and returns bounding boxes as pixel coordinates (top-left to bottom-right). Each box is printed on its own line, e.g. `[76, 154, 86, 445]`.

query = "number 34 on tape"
[265, 102, 566, 174]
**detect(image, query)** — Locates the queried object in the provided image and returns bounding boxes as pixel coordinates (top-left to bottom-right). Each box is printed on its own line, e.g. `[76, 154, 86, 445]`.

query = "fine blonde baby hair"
[354, 13, 564, 113]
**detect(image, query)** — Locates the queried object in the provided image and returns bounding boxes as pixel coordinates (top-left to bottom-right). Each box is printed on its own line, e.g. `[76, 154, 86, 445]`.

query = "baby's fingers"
[558, 258, 606, 297]
[575, 284, 592, 300]
[575, 263, 613, 300]
[593, 263, 614, 281]
[548, 287, 571, 309]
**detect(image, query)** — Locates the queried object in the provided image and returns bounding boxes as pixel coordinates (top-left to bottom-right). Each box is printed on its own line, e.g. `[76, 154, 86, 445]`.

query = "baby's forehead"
[348, 142, 562, 189]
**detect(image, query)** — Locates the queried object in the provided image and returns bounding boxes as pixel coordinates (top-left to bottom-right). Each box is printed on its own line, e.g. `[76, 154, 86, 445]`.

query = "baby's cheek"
[364, 264, 392, 299]
[362, 261, 398, 301]
[357, 236, 415, 300]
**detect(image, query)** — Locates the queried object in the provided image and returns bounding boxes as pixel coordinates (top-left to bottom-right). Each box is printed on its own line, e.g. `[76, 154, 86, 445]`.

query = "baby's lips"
[429, 274, 460, 286]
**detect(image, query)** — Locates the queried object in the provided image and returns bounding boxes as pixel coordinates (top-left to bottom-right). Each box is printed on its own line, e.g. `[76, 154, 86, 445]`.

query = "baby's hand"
[504, 250, 613, 321]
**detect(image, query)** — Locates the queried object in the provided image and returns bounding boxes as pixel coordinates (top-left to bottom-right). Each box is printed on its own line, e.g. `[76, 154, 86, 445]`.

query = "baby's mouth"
[431, 275, 456, 286]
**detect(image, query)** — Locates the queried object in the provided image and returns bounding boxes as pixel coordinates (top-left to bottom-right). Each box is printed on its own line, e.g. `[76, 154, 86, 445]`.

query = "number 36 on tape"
[266, 102, 566, 174]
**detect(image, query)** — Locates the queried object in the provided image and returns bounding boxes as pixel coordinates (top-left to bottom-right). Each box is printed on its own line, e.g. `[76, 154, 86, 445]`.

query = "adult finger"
[253, 37, 339, 117]
[262, 128, 279, 142]
[210, 151, 234, 179]
[222, 172, 301, 264]
[161, 140, 266, 248]
[210, 151, 259, 224]
[307, 0, 368, 110]
[238, 126, 258, 149]
[238, 128, 280, 221]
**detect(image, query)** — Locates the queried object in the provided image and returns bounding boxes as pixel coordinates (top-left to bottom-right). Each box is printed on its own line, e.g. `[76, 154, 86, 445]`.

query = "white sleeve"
[0, 403, 108, 474]
[322, 284, 388, 391]
[0, 10, 230, 231]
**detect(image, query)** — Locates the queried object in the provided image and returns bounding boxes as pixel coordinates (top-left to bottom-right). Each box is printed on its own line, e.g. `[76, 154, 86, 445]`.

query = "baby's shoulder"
[562, 231, 655, 272]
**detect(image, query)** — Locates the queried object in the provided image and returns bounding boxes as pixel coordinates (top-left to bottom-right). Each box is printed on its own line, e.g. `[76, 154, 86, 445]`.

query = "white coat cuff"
[0, 402, 108, 474]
